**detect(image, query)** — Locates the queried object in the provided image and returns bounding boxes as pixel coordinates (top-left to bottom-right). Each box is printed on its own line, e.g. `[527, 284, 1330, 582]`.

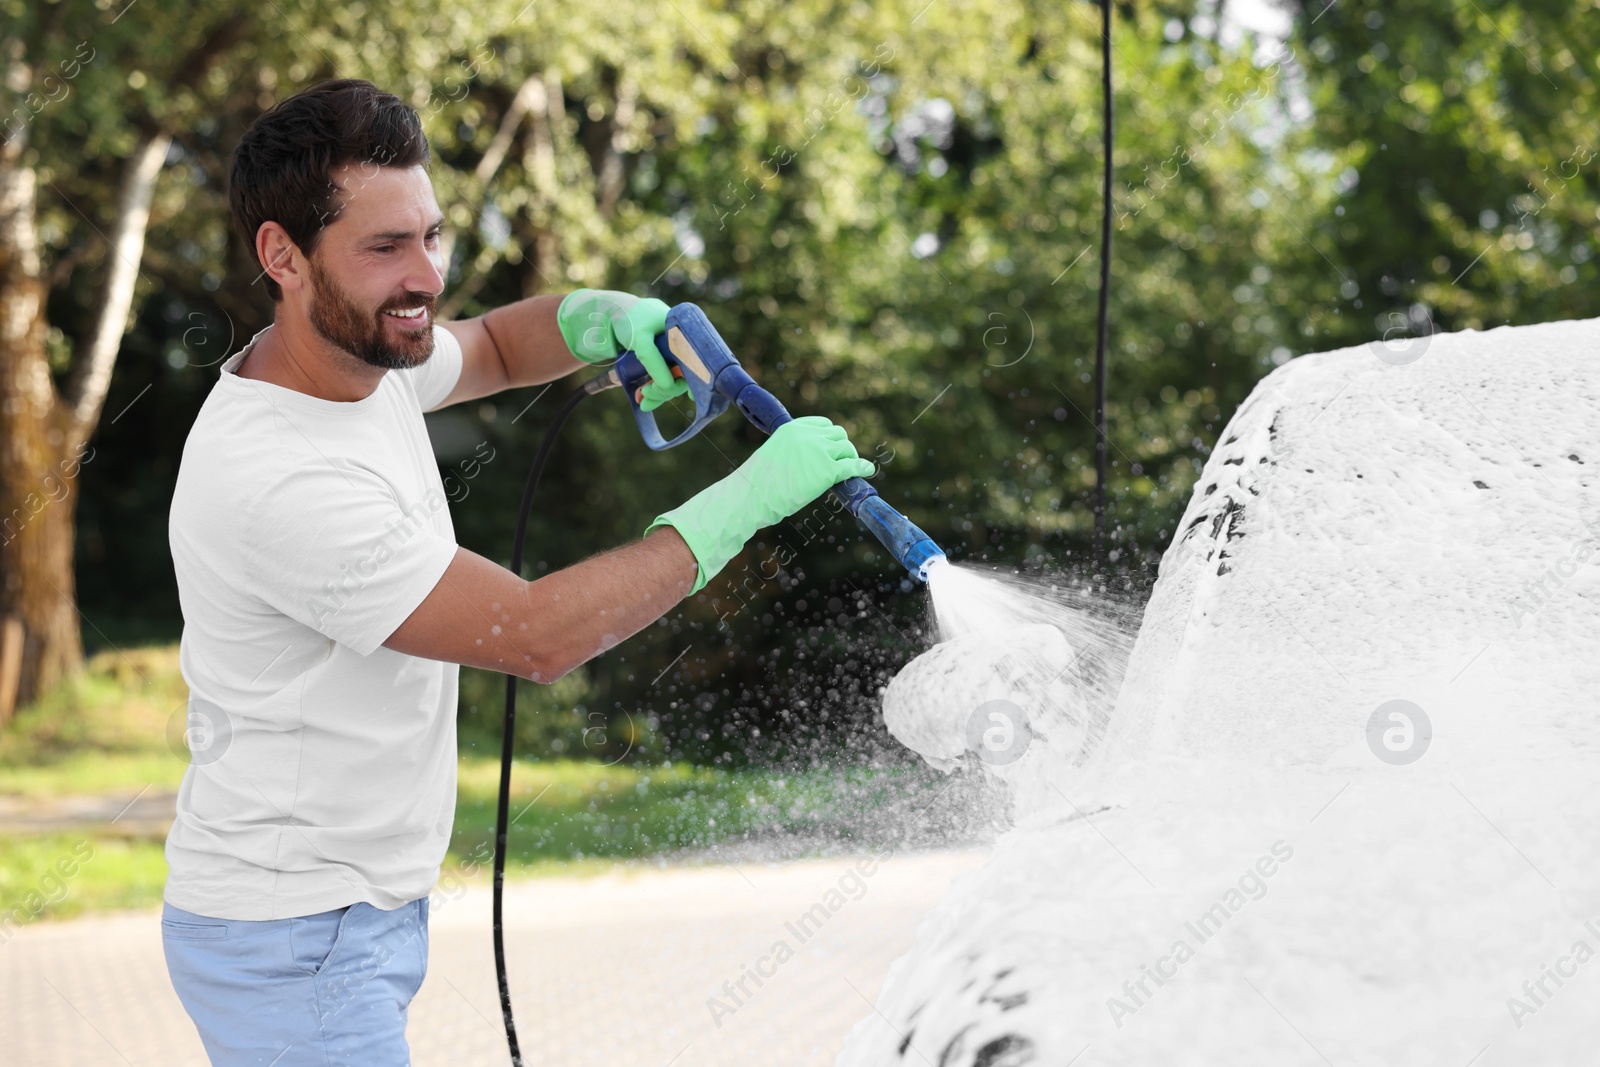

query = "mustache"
[377, 292, 438, 315]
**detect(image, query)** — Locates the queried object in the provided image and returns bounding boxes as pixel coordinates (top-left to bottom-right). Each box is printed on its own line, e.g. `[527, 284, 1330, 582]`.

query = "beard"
[306, 254, 436, 370]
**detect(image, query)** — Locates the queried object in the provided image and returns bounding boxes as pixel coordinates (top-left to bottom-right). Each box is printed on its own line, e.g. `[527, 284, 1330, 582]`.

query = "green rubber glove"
[646, 416, 876, 594]
[556, 289, 689, 412]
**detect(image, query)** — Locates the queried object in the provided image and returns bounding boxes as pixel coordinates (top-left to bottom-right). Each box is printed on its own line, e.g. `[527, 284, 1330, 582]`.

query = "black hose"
[494, 374, 609, 1066]
[1093, 0, 1114, 568]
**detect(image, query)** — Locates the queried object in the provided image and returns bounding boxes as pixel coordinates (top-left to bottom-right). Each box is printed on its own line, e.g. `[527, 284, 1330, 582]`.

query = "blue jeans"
[161, 897, 429, 1066]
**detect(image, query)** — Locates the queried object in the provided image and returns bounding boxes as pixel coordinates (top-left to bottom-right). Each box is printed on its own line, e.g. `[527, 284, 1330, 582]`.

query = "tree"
[0, 4, 251, 712]
[32, 0, 1595, 763]
[0, 0, 521, 711]
[1281, 0, 1600, 346]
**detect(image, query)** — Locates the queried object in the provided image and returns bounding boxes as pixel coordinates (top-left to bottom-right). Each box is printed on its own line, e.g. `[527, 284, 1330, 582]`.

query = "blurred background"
[2, 0, 1597, 917]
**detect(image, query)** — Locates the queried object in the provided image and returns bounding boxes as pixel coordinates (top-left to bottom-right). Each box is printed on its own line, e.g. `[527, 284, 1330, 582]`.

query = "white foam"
[845, 316, 1600, 1065]
[886, 567, 1137, 818]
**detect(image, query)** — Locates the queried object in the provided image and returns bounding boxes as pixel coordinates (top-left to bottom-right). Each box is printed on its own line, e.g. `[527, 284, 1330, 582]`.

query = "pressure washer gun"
[602, 303, 947, 582]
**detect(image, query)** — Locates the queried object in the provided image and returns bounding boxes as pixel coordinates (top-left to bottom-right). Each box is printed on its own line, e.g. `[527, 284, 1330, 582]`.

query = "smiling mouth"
[384, 306, 428, 320]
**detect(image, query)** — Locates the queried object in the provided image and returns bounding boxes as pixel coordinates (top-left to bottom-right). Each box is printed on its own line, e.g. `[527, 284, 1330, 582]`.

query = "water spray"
[491, 303, 948, 1064]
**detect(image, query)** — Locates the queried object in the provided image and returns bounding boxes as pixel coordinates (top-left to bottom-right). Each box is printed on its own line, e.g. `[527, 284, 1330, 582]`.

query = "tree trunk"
[0, 16, 239, 714]
[520, 72, 565, 294]
[0, 130, 168, 708]
[0, 156, 82, 708]
[63, 131, 170, 442]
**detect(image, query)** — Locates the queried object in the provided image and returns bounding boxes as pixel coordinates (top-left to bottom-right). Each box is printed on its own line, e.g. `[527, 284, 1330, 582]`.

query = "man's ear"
[256, 222, 306, 295]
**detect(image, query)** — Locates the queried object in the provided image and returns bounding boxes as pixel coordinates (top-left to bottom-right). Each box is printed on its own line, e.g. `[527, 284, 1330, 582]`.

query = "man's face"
[304, 163, 445, 370]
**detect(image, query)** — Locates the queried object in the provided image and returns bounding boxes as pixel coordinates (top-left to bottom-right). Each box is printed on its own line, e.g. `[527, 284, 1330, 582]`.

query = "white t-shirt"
[165, 323, 465, 920]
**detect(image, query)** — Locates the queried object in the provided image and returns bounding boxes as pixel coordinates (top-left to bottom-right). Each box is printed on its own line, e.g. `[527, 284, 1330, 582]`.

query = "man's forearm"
[383, 527, 698, 682]
[516, 526, 698, 681]
[481, 293, 585, 388]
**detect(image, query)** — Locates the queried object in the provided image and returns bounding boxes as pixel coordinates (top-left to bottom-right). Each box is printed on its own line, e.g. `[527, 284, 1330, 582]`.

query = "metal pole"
[1092, 0, 1113, 570]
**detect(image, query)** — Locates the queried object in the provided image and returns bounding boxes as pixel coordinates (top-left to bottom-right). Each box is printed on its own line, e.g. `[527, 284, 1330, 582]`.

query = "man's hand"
[645, 416, 876, 593]
[556, 289, 689, 412]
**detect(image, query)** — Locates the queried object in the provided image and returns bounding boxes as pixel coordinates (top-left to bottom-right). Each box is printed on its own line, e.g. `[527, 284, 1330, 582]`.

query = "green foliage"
[455, 663, 668, 764]
[12, 0, 1593, 764]
[1285, 0, 1600, 342]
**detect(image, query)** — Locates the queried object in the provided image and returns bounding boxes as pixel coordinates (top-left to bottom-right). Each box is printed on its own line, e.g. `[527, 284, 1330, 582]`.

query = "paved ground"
[2, 848, 989, 1066]
[0, 787, 178, 838]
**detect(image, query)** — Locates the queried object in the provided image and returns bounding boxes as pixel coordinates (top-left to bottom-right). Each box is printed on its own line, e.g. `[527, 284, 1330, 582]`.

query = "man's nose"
[407, 241, 445, 296]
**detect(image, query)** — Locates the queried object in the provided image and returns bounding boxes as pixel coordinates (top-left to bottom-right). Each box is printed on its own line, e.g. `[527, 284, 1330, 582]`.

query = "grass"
[0, 750, 188, 798]
[0, 645, 190, 772]
[1, 758, 922, 924]
[1, 643, 946, 926]
[451, 757, 927, 874]
[0, 835, 170, 925]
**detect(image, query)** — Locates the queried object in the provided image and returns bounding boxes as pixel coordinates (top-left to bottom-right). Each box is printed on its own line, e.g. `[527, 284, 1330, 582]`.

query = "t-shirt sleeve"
[240, 464, 458, 656]
[410, 324, 465, 412]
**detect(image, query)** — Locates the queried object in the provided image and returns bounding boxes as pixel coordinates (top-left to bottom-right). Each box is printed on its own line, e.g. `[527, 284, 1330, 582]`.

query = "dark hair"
[229, 79, 429, 300]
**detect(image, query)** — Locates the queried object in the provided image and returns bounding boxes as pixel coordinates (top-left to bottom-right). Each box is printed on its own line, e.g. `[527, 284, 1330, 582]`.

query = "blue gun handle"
[613, 334, 730, 451]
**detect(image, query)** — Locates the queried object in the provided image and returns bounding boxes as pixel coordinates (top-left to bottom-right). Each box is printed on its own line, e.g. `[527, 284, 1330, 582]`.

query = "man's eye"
[425, 231, 441, 244]
[374, 245, 394, 254]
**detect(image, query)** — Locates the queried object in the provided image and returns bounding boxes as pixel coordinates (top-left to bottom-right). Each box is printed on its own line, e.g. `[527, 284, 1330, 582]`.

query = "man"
[163, 79, 873, 1065]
